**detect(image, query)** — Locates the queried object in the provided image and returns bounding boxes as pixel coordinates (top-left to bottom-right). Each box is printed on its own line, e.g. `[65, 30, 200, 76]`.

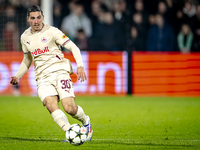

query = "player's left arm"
[64, 41, 87, 82]
[54, 28, 86, 82]
[76, 66, 87, 82]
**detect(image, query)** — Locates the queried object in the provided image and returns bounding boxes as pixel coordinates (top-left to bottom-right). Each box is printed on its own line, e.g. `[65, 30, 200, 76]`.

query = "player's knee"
[61, 97, 77, 115]
[64, 105, 77, 115]
[43, 96, 59, 113]
[45, 103, 59, 113]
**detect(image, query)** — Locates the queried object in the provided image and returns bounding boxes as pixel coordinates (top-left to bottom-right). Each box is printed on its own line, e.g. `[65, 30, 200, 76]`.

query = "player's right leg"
[37, 80, 71, 132]
[43, 96, 70, 131]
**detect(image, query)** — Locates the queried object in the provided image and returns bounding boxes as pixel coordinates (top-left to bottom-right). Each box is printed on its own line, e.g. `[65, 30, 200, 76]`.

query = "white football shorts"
[37, 70, 75, 102]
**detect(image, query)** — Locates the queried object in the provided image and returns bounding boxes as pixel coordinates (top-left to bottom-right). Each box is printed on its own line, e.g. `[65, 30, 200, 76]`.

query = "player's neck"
[31, 23, 44, 33]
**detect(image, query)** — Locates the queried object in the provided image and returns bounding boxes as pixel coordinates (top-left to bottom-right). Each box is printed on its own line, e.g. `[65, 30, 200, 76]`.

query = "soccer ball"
[66, 124, 88, 146]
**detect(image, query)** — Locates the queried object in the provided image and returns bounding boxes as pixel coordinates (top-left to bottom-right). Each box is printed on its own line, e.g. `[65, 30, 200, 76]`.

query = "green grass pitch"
[0, 96, 200, 150]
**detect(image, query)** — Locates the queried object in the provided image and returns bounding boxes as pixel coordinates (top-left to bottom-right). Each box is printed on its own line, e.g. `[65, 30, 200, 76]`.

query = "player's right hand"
[10, 76, 19, 85]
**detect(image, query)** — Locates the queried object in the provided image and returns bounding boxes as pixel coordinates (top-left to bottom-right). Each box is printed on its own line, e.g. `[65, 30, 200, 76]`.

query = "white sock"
[51, 109, 70, 131]
[72, 105, 87, 125]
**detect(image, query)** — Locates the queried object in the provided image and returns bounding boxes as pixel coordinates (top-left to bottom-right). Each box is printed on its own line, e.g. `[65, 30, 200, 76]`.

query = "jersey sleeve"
[20, 36, 30, 54]
[53, 27, 84, 67]
[53, 27, 70, 47]
[63, 40, 84, 67]
[14, 53, 33, 79]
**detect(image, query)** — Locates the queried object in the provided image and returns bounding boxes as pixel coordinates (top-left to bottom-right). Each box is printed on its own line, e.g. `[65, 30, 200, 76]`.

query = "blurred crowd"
[0, 0, 200, 53]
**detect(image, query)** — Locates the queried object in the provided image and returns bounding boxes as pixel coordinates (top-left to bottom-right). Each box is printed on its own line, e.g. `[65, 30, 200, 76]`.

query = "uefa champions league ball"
[66, 124, 88, 146]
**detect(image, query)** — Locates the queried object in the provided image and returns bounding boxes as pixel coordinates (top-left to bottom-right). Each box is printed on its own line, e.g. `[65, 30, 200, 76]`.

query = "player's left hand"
[77, 67, 87, 82]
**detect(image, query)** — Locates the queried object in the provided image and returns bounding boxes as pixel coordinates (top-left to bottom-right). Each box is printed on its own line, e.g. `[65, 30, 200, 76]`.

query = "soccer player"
[10, 5, 93, 141]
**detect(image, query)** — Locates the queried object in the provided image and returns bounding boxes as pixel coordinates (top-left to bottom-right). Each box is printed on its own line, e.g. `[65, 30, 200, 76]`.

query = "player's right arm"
[10, 39, 33, 85]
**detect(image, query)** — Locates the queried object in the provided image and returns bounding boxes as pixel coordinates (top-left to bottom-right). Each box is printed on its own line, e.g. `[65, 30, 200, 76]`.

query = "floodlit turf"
[0, 96, 200, 150]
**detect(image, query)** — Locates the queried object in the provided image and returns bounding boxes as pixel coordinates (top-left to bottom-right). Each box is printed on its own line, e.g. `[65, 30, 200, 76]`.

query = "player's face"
[27, 11, 44, 32]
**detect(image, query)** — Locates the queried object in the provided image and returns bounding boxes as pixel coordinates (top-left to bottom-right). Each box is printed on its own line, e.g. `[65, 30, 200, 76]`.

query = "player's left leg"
[61, 97, 87, 124]
[61, 97, 93, 141]
[57, 71, 93, 140]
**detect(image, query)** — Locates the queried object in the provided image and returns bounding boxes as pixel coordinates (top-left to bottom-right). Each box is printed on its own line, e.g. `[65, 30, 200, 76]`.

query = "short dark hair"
[27, 5, 43, 17]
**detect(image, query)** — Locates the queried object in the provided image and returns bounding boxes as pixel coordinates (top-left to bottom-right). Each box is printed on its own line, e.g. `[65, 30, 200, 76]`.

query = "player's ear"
[26, 17, 29, 22]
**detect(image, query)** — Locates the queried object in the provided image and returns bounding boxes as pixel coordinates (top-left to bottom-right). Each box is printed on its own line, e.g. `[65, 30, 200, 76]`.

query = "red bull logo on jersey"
[41, 37, 47, 43]
[31, 46, 49, 56]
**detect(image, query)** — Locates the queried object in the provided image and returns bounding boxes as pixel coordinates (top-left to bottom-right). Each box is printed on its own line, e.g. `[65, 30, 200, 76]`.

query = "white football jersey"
[21, 24, 76, 80]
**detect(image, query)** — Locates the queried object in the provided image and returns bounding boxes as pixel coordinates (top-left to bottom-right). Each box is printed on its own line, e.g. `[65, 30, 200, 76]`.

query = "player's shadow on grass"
[3, 137, 61, 142]
[90, 140, 196, 148]
[2, 137, 197, 148]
